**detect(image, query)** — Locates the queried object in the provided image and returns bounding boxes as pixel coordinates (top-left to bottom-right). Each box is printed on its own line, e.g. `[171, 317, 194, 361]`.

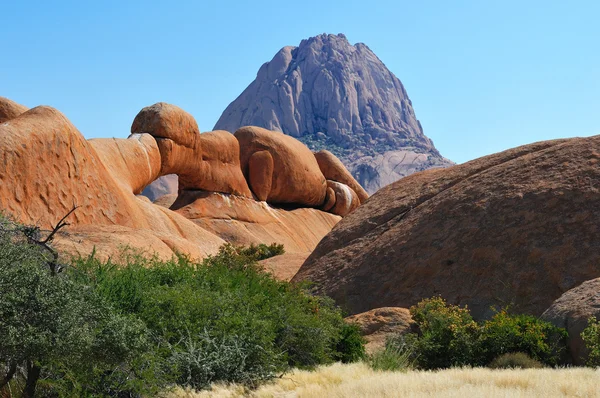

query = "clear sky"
[2, 0, 598, 163]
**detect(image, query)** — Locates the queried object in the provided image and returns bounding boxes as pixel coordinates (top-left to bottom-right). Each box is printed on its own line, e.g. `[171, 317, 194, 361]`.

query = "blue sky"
[2, 0, 598, 163]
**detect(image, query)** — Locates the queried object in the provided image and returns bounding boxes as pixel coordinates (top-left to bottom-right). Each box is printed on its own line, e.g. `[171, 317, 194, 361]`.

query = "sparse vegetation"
[368, 339, 414, 372]
[488, 352, 545, 369]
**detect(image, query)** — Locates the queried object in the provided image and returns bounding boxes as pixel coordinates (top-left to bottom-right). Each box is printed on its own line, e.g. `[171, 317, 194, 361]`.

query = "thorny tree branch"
[0, 204, 80, 275]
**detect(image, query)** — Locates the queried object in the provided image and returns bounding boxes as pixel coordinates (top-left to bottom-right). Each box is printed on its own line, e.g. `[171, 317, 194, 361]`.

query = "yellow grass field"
[171, 362, 600, 398]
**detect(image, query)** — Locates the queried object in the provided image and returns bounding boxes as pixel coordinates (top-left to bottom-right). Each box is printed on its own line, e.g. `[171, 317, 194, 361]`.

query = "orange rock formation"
[0, 97, 367, 262]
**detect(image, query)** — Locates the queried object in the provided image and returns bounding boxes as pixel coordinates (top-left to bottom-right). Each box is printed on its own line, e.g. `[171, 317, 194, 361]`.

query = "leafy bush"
[238, 243, 285, 261]
[368, 338, 415, 372]
[405, 297, 568, 369]
[479, 310, 567, 366]
[334, 323, 366, 364]
[488, 352, 545, 369]
[73, 244, 363, 390]
[581, 316, 600, 366]
[409, 297, 480, 369]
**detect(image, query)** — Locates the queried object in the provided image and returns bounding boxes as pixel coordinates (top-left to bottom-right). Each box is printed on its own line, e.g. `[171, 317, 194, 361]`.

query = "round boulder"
[235, 126, 326, 207]
[541, 278, 600, 365]
[315, 149, 369, 203]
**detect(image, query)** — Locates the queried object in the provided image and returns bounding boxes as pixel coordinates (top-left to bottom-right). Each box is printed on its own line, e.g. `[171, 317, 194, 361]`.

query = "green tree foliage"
[408, 297, 480, 368]
[0, 214, 362, 396]
[403, 297, 567, 369]
[479, 310, 567, 366]
[72, 244, 364, 391]
[0, 215, 152, 397]
[581, 316, 600, 366]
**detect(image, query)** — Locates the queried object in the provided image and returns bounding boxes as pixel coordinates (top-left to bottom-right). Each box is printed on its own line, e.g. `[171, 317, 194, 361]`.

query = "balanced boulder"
[131, 103, 252, 198]
[235, 126, 327, 206]
[326, 180, 360, 217]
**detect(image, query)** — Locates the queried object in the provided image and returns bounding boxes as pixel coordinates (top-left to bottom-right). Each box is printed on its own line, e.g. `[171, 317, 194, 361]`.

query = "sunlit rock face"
[214, 33, 453, 194]
[0, 97, 364, 263]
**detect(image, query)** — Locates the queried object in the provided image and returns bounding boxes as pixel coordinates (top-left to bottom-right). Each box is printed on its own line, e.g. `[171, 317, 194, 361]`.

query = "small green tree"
[479, 310, 567, 366]
[409, 297, 480, 369]
[581, 316, 600, 366]
[0, 214, 152, 397]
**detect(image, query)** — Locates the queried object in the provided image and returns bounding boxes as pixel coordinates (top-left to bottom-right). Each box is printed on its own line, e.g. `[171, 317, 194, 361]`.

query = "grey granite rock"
[214, 33, 453, 193]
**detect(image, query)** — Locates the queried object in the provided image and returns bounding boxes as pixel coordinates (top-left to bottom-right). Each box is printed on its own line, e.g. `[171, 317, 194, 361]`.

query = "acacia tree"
[0, 213, 149, 397]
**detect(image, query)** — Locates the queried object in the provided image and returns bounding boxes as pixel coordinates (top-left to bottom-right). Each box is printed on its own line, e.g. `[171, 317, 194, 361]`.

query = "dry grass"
[169, 362, 600, 398]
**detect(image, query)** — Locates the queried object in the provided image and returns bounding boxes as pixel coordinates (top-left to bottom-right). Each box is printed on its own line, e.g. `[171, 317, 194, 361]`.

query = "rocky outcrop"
[345, 307, 414, 353]
[315, 150, 368, 203]
[132, 104, 253, 198]
[327, 180, 360, 217]
[214, 33, 452, 194]
[0, 97, 361, 261]
[542, 278, 600, 365]
[293, 135, 600, 319]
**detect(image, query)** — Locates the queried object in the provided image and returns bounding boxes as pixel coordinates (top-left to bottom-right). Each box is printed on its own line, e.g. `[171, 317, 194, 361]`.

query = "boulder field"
[0, 96, 366, 261]
[293, 135, 600, 321]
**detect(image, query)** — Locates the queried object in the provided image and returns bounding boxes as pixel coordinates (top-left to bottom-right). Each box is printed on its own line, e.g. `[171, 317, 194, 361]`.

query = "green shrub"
[479, 310, 567, 366]
[404, 297, 568, 369]
[409, 297, 480, 369]
[72, 244, 362, 390]
[334, 323, 366, 363]
[488, 352, 545, 369]
[581, 316, 600, 366]
[238, 243, 285, 261]
[368, 337, 415, 372]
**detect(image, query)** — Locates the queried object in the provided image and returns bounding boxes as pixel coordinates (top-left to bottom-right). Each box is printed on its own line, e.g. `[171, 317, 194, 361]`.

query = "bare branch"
[41, 205, 79, 244]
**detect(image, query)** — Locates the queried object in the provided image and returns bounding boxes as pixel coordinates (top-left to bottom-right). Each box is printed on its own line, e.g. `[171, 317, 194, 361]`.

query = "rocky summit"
[214, 33, 452, 193]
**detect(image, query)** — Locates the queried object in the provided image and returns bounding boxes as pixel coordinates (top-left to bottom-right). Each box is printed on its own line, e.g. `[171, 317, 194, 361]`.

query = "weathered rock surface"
[293, 135, 600, 319]
[0, 98, 355, 260]
[314, 150, 368, 203]
[171, 190, 339, 253]
[327, 180, 360, 217]
[345, 307, 414, 353]
[132, 105, 253, 198]
[258, 252, 311, 282]
[235, 126, 327, 206]
[214, 33, 453, 193]
[542, 278, 600, 365]
[0, 96, 28, 122]
[352, 149, 452, 194]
